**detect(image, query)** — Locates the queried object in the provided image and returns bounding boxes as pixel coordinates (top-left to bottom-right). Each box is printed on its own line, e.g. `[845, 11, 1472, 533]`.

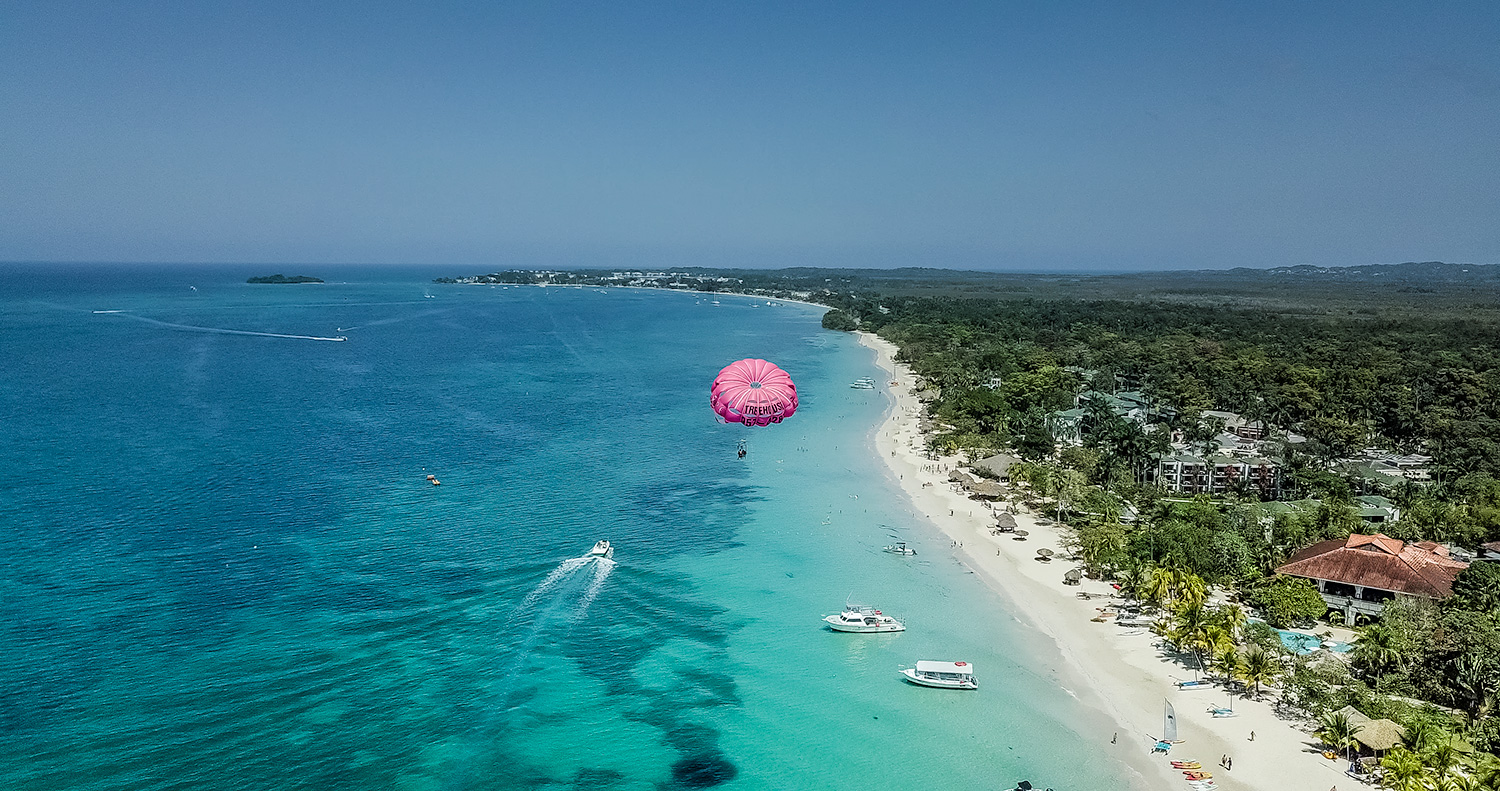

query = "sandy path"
[856, 331, 1348, 791]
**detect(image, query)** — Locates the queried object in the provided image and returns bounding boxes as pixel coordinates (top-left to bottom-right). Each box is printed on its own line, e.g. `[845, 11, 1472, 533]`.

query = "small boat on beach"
[824, 604, 905, 633]
[900, 660, 977, 690]
[585, 540, 614, 560]
[883, 542, 917, 556]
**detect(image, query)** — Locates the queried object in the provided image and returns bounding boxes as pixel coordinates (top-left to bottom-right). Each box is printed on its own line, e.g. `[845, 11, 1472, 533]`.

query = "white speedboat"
[586, 540, 613, 560]
[901, 660, 977, 690]
[883, 542, 917, 556]
[824, 605, 906, 633]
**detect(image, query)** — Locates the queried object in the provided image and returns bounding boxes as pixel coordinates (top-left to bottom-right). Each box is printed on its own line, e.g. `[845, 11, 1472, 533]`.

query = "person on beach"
[1249, 731, 1255, 741]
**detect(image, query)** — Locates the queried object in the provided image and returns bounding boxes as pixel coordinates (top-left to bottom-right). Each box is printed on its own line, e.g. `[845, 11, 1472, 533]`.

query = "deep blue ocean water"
[0, 264, 1135, 790]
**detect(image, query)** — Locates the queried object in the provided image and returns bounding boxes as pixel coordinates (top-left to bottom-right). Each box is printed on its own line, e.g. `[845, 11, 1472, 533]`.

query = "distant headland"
[247, 274, 324, 284]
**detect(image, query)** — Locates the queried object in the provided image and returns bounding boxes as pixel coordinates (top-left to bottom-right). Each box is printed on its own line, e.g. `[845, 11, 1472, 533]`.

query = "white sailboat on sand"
[1153, 699, 1180, 754]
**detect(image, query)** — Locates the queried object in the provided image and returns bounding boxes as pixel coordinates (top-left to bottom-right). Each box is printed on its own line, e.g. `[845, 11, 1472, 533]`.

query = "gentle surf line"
[98, 312, 347, 341]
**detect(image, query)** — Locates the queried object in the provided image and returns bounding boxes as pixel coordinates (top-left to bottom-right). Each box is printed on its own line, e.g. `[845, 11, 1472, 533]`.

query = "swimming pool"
[1278, 630, 1353, 655]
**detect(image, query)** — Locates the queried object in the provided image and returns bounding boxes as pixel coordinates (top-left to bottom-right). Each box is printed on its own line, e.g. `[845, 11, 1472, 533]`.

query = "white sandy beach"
[857, 331, 1349, 791]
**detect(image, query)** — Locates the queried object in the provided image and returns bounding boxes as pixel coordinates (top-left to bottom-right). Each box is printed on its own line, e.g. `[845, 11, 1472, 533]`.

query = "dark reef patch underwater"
[670, 753, 738, 788]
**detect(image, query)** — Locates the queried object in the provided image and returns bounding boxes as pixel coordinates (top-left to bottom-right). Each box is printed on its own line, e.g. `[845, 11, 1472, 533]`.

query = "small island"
[247, 274, 324, 284]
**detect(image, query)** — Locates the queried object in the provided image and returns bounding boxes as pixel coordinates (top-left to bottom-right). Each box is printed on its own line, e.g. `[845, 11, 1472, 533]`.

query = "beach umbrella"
[711, 359, 798, 426]
[1013, 529, 1029, 540]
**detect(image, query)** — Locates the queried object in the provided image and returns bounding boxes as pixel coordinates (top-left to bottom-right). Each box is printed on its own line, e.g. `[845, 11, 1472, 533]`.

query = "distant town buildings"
[1274, 533, 1469, 624]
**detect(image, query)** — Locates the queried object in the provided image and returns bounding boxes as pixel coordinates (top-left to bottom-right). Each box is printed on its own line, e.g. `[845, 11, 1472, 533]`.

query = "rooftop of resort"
[1275, 533, 1470, 599]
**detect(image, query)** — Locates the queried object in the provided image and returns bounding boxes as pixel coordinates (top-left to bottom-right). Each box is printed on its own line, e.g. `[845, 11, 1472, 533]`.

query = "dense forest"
[811, 276, 1500, 773]
[822, 296, 1500, 483]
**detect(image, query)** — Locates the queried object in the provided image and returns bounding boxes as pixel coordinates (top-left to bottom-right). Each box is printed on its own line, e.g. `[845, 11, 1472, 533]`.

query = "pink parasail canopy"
[710, 358, 798, 427]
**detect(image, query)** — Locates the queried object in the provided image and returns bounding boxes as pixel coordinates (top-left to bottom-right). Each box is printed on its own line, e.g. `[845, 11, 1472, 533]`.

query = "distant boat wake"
[93, 311, 347, 341]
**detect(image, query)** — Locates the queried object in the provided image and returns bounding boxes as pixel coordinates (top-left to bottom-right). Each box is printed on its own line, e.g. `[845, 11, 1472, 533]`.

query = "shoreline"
[855, 330, 1347, 791]
[448, 280, 834, 311]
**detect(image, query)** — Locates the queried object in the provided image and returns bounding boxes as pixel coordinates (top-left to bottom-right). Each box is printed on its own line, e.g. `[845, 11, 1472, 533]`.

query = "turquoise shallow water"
[0, 264, 1135, 790]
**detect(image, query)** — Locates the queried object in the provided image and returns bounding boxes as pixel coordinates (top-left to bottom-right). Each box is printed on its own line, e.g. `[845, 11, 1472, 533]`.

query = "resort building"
[1274, 533, 1469, 624]
[1202, 410, 1267, 441]
[1050, 391, 1153, 446]
[1154, 454, 1282, 498]
[1259, 496, 1401, 526]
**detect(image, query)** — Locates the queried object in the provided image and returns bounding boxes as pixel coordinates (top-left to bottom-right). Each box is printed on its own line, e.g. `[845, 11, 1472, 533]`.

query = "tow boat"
[586, 540, 614, 560]
[883, 542, 917, 556]
[824, 605, 906, 633]
[901, 660, 977, 689]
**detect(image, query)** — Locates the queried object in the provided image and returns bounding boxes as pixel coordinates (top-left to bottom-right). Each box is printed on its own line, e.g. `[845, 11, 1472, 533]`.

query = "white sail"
[1163, 700, 1178, 742]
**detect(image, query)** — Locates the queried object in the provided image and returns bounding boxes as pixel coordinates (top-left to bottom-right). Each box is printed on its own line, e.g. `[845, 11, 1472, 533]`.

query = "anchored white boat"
[901, 660, 977, 690]
[883, 542, 917, 556]
[824, 605, 905, 633]
[585, 540, 614, 560]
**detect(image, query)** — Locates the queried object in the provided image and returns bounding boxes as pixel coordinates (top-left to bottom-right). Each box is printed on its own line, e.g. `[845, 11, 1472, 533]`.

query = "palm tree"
[1214, 604, 1248, 643]
[1238, 648, 1280, 698]
[1352, 624, 1403, 677]
[1211, 646, 1245, 685]
[1144, 565, 1174, 609]
[1423, 740, 1460, 781]
[1170, 602, 1215, 673]
[1315, 710, 1363, 762]
[1115, 563, 1147, 602]
[1176, 571, 1208, 610]
[1451, 653, 1498, 723]
[1380, 747, 1426, 791]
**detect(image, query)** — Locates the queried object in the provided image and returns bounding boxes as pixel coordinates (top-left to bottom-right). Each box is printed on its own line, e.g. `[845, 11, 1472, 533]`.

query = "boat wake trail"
[96, 312, 348, 341]
[517, 557, 590, 611]
[575, 558, 616, 618]
[500, 554, 619, 681]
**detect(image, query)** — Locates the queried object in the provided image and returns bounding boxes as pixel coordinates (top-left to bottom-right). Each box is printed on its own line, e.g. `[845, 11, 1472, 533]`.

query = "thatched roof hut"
[1354, 719, 1405, 752]
[969, 481, 1005, 499]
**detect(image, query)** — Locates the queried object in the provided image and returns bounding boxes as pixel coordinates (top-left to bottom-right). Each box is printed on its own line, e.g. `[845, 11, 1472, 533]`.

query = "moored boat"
[883, 542, 917, 556]
[900, 660, 977, 689]
[824, 605, 905, 633]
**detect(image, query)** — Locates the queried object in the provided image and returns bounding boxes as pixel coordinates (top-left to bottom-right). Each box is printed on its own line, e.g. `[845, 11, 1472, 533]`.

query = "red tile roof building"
[1274, 533, 1469, 624]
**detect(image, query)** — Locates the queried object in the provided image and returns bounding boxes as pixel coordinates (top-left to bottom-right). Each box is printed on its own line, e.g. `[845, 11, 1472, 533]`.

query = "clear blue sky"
[2, 2, 1497, 271]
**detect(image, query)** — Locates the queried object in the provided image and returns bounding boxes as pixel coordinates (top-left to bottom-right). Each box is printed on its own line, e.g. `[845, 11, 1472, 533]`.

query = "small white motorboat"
[585, 540, 614, 560]
[824, 605, 905, 633]
[901, 660, 977, 690]
[883, 542, 917, 556]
